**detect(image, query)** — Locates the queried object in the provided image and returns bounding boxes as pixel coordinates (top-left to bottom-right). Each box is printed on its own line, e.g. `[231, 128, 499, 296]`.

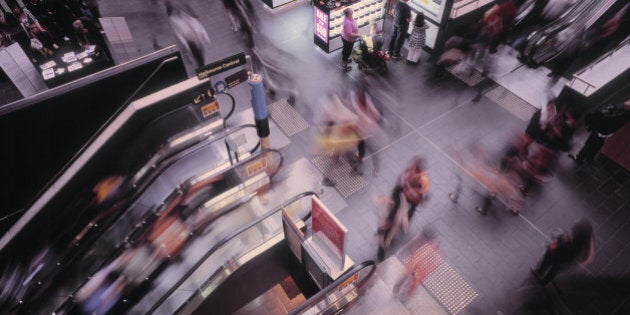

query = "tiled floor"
[9, 0, 630, 314]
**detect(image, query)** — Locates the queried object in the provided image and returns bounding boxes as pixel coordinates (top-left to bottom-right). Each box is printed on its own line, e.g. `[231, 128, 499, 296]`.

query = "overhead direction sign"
[196, 52, 247, 80]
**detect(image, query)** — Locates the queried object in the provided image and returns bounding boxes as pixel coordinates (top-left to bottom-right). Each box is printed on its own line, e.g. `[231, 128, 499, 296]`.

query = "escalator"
[40, 149, 284, 315]
[16, 124, 262, 313]
[145, 192, 378, 315]
[0, 76, 242, 312]
[521, 0, 629, 68]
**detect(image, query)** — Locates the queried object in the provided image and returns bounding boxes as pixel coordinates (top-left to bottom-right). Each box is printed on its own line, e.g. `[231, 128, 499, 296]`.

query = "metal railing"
[569, 36, 630, 96]
[289, 260, 377, 315]
[156, 191, 319, 314]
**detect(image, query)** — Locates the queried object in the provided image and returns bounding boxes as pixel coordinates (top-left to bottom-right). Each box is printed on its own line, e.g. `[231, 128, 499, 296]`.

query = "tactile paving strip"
[268, 98, 310, 137]
[310, 155, 368, 199]
[485, 85, 537, 122]
[423, 262, 479, 314]
[446, 63, 485, 87]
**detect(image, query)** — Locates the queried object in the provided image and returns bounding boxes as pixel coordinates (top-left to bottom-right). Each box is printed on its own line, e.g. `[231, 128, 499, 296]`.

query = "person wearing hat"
[387, 0, 412, 60]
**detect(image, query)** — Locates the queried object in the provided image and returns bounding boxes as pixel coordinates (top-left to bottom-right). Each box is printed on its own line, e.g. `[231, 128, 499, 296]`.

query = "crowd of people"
[0, 0, 108, 62]
[330, 0, 629, 297]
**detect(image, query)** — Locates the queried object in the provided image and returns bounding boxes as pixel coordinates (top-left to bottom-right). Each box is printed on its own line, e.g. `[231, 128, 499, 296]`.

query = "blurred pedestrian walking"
[166, 0, 211, 68]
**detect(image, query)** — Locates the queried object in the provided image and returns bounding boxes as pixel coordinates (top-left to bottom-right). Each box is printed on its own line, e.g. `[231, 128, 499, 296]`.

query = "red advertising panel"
[312, 196, 347, 260]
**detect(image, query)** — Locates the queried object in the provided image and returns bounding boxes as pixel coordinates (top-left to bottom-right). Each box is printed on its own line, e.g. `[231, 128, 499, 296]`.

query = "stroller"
[352, 34, 388, 74]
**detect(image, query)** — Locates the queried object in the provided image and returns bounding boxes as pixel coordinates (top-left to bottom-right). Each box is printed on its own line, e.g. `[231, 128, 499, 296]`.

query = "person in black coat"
[569, 99, 630, 164]
[387, 0, 411, 59]
[531, 219, 594, 285]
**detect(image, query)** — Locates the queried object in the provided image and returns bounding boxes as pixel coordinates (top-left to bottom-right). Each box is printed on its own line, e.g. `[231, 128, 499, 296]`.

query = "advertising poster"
[312, 196, 347, 266]
[314, 6, 329, 43]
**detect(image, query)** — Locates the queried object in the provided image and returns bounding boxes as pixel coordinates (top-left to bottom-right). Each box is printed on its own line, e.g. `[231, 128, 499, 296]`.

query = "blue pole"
[248, 73, 270, 149]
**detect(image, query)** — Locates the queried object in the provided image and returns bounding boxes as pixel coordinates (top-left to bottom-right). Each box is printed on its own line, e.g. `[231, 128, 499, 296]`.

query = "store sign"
[196, 52, 246, 80]
[314, 6, 329, 43]
[312, 196, 347, 260]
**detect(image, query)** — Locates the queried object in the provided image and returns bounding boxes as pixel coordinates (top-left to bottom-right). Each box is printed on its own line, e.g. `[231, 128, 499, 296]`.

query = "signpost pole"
[248, 71, 271, 150]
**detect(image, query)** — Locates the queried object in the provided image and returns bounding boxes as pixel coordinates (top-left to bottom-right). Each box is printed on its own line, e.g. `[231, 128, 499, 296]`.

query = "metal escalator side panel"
[532, 0, 625, 65]
[130, 118, 225, 187]
[288, 261, 377, 315]
[522, 0, 597, 64]
[148, 191, 319, 315]
[48, 150, 280, 315]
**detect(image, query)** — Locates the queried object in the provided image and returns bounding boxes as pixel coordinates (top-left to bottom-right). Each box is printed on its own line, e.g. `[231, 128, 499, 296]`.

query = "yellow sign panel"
[246, 158, 268, 176]
[201, 100, 219, 117]
[338, 272, 359, 292]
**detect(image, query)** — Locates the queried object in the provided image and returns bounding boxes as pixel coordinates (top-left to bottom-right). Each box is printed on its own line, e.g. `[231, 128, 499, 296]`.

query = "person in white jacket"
[165, 0, 211, 68]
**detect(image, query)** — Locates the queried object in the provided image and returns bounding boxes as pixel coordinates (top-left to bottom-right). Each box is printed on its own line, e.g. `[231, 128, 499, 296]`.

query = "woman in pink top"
[341, 7, 359, 71]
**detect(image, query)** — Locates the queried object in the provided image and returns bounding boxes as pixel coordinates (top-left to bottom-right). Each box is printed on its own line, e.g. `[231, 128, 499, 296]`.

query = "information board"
[312, 196, 347, 269]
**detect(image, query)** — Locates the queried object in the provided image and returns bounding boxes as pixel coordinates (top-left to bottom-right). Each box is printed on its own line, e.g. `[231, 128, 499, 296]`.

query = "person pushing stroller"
[352, 23, 388, 73]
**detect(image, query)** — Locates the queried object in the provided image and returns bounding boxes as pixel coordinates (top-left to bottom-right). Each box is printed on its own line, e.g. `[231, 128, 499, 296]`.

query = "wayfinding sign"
[196, 52, 247, 80]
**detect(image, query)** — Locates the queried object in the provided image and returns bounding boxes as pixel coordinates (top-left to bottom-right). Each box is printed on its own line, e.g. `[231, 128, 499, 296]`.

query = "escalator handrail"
[69, 124, 260, 253]
[526, 0, 593, 46]
[53, 149, 283, 315]
[573, 34, 630, 78]
[149, 191, 319, 314]
[288, 260, 377, 315]
[584, 0, 619, 30]
[525, 0, 600, 63]
[133, 124, 260, 189]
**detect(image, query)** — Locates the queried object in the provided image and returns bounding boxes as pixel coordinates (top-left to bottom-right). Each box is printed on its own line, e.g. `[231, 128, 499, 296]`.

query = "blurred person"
[513, 141, 557, 195]
[314, 92, 361, 186]
[13, 5, 46, 33]
[512, 0, 548, 56]
[484, 0, 517, 53]
[453, 142, 525, 214]
[377, 156, 430, 261]
[387, 0, 411, 60]
[531, 218, 594, 285]
[340, 7, 359, 71]
[165, 0, 211, 68]
[42, 0, 77, 38]
[468, 17, 498, 102]
[73, 16, 111, 60]
[434, 34, 472, 78]
[346, 83, 385, 174]
[393, 227, 443, 298]
[28, 23, 55, 49]
[85, 0, 102, 23]
[0, 31, 12, 47]
[351, 22, 388, 73]
[541, 0, 575, 22]
[222, 0, 255, 48]
[27, 24, 54, 59]
[568, 99, 630, 164]
[406, 12, 428, 64]
[222, 0, 241, 31]
[524, 100, 558, 147]
[249, 35, 299, 105]
[547, 27, 585, 80]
